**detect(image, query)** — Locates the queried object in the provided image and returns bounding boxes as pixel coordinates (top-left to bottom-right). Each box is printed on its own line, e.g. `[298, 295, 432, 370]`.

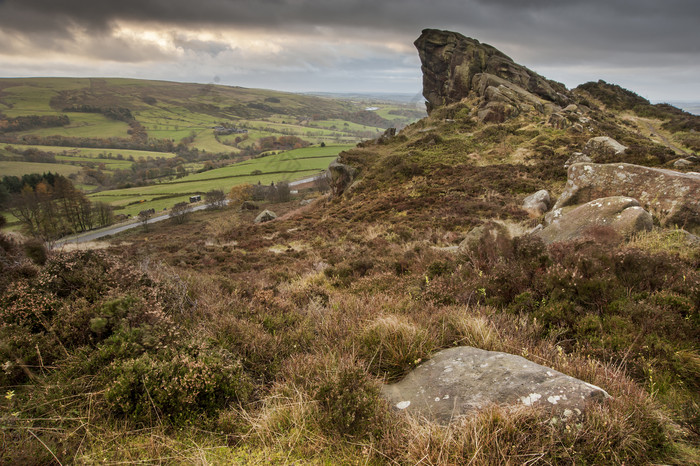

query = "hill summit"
[415, 28, 569, 119]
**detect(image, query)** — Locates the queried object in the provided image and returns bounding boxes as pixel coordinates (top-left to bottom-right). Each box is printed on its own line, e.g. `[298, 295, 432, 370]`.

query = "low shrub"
[359, 315, 435, 380]
[315, 365, 385, 439]
[105, 346, 251, 425]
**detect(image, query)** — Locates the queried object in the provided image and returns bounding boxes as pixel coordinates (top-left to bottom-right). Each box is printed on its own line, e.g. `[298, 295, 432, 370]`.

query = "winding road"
[51, 171, 330, 249]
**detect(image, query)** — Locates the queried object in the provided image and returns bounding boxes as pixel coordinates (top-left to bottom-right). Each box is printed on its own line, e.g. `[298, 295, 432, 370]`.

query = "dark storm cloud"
[0, 0, 698, 98]
[0, 0, 697, 59]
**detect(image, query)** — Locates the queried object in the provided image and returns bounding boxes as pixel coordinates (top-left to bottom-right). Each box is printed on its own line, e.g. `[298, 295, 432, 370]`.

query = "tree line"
[1, 173, 113, 241]
[0, 114, 70, 133]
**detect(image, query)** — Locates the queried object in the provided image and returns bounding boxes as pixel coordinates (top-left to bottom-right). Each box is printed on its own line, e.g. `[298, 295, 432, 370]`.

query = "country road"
[52, 202, 216, 249]
[51, 171, 330, 249]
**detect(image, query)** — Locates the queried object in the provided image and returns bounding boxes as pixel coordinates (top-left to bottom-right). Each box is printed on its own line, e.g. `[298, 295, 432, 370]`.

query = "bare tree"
[138, 209, 154, 232]
[94, 201, 114, 227]
[205, 189, 226, 209]
[170, 202, 189, 224]
[315, 171, 331, 193]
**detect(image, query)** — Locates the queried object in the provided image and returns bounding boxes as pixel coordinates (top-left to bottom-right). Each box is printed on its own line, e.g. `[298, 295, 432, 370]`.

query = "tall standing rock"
[414, 29, 568, 117]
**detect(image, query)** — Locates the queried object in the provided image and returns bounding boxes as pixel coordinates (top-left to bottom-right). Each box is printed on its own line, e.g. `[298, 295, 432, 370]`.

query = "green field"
[0, 161, 82, 177]
[13, 113, 131, 139]
[87, 144, 352, 216]
[1, 77, 421, 224]
[4, 144, 177, 161]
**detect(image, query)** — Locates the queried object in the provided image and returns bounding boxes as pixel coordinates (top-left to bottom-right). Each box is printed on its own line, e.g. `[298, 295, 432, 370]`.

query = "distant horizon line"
[0, 75, 697, 108]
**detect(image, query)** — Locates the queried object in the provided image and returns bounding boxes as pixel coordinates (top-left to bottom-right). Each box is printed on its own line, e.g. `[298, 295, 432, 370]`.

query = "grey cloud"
[0, 0, 698, 99]
[172, 36, 233, 57]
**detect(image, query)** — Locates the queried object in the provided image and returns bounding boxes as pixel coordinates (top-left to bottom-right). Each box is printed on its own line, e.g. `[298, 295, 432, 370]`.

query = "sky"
[0, 0, 698, 102]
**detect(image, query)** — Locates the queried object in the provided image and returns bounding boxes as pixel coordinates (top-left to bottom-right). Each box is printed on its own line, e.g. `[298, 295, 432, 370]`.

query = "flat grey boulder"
[583, 136, 627, 157]
[254, 209, 277, 223]
[673, 158, 694, 169]
[552, 162, 700, 231]
[382, 346, 609, 425]
[522, 190, 551, 217]
[540, 196, 652, 244]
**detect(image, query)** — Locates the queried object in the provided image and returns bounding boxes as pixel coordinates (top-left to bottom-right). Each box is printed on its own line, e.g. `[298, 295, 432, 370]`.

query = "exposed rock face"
[538, 196, 653, 244]
[328, 161, 357, 196]
[552, 163, 700, 231]
[522, 190, 551, 218]
[376, 127, 396, 144]
[564, 152, 592, 168]
[254, 209, 277, 223]
[414, 29, 568, 119]
[583, 136, 627, 157]
[382, 346, 609, 425]
[673, 158, 694, 169]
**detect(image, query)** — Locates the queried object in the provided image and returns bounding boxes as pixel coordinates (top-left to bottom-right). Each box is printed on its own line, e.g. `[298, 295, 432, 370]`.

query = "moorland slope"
[1, 29, 698, 464]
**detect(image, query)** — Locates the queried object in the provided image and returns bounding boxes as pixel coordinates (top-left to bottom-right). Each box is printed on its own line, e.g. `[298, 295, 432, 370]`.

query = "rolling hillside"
[0, 78, 424, 226]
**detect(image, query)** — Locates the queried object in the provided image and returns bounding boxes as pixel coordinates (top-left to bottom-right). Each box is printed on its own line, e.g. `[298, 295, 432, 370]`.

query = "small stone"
[396, 401, 411, 410]
[673, 158, 693, 169]
[583, 136, 627, 157]
[254, 209, 277, 223]
[564, 152, 592, 168]
[523, 190, 551, 217]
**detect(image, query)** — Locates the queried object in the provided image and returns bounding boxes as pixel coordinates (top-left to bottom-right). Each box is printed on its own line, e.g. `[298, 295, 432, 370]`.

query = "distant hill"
[656, 101, 700, 116]
[0, 77, 424, 222]
[0, 77, 429, 148]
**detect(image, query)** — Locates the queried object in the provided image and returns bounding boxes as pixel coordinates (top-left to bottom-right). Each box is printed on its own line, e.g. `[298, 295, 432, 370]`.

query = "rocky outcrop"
[538, 196, 653, 244]
[254, 209, 277, 223]
[414, 29, 568, 119]
[376, 127, 396, 144]
[551, 162, 700, 231]
[382, 346, 609, 425]
[583, 136, 627, 157]
[328, 161, 357, 196]
[522, 190, 551, 218]
[564, 152, 592, 168]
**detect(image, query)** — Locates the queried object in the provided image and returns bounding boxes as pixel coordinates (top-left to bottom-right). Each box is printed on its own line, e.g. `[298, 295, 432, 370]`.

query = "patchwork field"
[88, 144, 352, 217]
[1, 77, 423, 227]
[0, 160, 82, 177]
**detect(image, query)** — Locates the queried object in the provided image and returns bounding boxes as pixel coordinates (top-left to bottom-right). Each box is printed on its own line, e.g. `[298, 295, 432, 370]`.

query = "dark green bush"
[22, 238, 47, 265]
[105, 346, 251, 425]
